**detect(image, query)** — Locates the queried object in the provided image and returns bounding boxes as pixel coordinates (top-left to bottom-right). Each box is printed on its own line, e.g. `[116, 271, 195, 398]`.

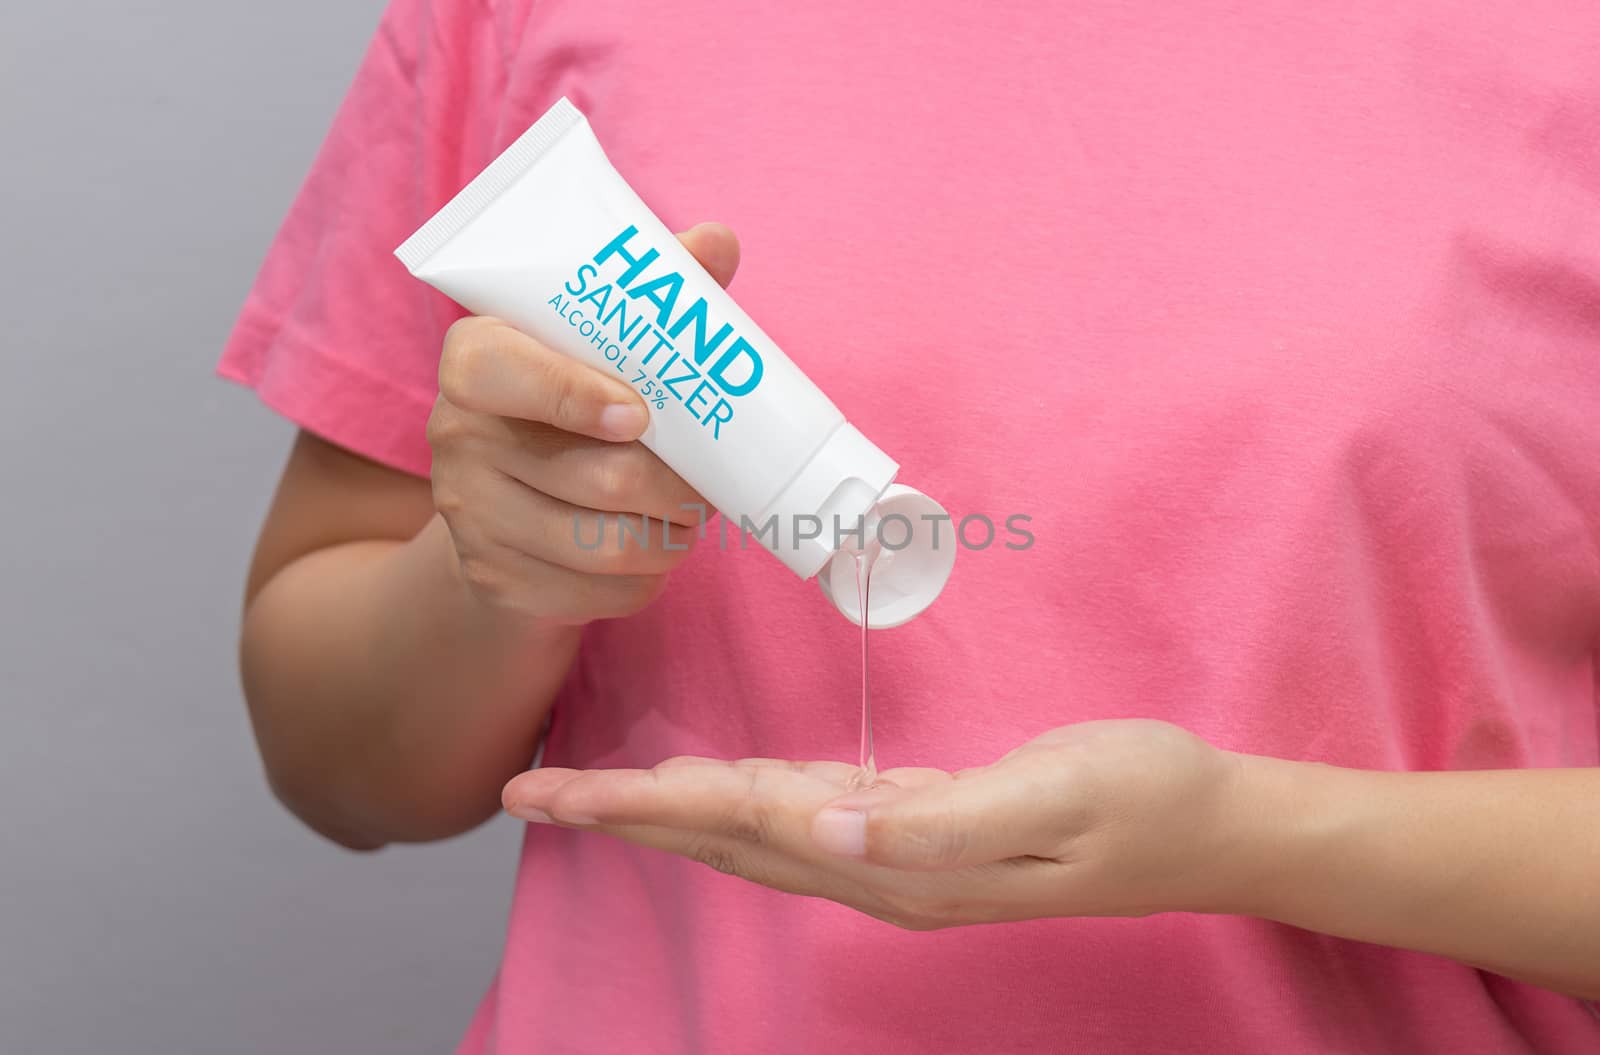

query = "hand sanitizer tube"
[395, 98, 954, 626]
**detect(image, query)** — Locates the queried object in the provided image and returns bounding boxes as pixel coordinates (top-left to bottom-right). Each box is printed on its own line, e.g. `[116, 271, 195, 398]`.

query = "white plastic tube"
[396, 98, 953, 626]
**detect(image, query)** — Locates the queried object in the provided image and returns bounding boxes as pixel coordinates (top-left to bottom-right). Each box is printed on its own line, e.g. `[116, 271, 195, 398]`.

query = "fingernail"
[812, 808, 867, 858]
[512, 806, 553, 823]
[599, 403, 647, 440]
[553, 812, 598, 826]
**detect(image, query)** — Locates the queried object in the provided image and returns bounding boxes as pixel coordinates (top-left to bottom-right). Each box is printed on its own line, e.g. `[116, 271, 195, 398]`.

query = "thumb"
[811, 770, 1069, 871]
[676, 222, 741, 288]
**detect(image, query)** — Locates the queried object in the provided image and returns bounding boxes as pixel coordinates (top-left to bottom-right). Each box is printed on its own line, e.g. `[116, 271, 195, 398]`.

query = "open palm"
[502, 720, 1249, 930]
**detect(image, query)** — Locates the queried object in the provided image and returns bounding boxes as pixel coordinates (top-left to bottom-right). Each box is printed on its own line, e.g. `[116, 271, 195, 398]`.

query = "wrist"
[1200, 752, 1363, 921]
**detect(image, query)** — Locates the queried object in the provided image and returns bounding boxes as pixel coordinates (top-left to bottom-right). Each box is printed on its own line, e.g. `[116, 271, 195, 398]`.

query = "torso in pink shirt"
[221, 2, 1600, 1051]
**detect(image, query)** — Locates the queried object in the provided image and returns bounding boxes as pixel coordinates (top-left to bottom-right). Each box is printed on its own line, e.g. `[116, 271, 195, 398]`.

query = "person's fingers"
[730, 758, 862, 787]
[502, 764, 825, 889]
[434, 223, 735, 437]
[647, 758, 858, 790]
[501, 767, 583, 821]
[652, 756, 735, 770]
[574, 821, 1042, 929]
[651, 759, 857, 787]
[873, 767, 954, 791]
[488, 419, 705, 525]
[509, 761, 840, 850]
[810, 760, 1086, 870]
[447, 523, 670, 620]
[590, 824, 828, 896]
[457, 464, 697, 576]
[677, 222, 740, 289]
[800, 760, 869, 784]
[437, 317, 648, 440]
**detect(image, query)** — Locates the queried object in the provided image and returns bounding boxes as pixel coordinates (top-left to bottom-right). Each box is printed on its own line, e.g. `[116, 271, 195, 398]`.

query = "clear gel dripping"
[846, 540, 882, 792]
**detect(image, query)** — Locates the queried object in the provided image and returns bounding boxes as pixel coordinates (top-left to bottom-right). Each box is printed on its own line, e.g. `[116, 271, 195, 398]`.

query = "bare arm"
[1236, 758, 1600, 1000]
[240, 434, 579, 848]
[237, 224, 739, 850]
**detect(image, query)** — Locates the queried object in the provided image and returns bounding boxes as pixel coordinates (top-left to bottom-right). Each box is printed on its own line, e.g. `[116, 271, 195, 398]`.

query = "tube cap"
[817, 484, 956, 627]
[758, 423, 898, 580]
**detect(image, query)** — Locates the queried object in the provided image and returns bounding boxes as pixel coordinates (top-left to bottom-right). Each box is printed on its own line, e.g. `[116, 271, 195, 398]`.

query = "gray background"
[0, 3, 521, 1052]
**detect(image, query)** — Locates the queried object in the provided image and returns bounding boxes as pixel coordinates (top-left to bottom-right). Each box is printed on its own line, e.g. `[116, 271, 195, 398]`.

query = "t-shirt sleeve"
[218, 0, 508, 477]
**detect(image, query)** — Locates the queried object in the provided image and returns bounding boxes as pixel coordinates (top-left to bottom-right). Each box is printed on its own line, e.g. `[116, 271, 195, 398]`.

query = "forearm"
[1230, 756, 1600, 999]
[241, 515, 580, 848]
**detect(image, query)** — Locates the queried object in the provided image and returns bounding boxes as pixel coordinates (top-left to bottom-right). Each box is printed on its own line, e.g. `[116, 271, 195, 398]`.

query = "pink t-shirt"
[221, 2, 1600, 1051]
